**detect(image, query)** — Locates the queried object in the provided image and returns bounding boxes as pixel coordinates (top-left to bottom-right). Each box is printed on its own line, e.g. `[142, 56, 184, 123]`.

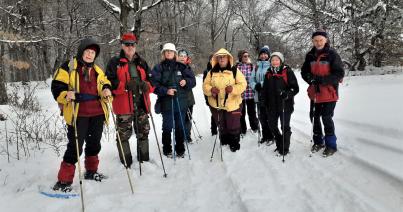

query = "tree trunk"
[0, 43, 8, 104]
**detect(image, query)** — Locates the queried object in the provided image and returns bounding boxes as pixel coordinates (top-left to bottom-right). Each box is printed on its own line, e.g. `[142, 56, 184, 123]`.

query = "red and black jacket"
[105, 51, 154, 114]
[301, 45, 345, 103]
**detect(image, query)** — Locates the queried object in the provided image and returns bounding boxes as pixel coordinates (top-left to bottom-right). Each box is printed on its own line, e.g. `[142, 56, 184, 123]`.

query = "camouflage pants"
[116, 109, 150, 166]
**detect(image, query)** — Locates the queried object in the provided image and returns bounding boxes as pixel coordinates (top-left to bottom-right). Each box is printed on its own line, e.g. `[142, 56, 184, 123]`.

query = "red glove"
[225, 85, 233, 94]
[211, 87, 220, 97]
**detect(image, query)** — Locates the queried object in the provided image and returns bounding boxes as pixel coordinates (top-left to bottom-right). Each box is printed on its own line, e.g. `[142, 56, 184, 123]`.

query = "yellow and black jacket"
[51, 58, 111, 125]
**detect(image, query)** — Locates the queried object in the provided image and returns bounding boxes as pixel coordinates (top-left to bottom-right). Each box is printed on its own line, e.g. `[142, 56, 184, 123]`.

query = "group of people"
[50, 29, 344, 192]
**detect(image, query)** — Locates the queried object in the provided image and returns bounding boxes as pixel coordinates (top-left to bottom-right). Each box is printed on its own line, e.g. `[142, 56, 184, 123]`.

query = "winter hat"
[259, 45, 270, 56]
[161, 43, 177, 53]
[270, 52, 284, 63]
[121, 32, 137, 44]
[238, 50, 248, 62]
[85, 45, 98, 52]
[77, 37, 100, 60]
[312, 29, 328, 39]
[178, 49, 189, 57]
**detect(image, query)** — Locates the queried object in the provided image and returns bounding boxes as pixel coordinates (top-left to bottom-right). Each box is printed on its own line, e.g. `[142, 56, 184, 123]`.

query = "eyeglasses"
[243, 55, 250, 58]
[123, 43, 136, 47]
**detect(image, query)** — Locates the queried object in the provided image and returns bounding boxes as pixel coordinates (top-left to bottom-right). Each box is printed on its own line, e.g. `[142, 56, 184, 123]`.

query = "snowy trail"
[1, 74, 403, 211]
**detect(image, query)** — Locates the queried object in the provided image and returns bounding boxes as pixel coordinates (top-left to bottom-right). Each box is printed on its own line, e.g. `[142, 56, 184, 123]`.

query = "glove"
[225, 85, 233, 94]
[255, 83, 262, 92]
[311, 76, 323, 85]
[139, 81, 149, 93]
[279, 90, 289, 100]
[125, 80, 137, 91]
[211, 87, 220, 97]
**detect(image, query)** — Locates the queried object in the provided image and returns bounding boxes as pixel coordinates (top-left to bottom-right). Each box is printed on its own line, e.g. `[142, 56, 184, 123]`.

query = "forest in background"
[0, 0, 402, 105]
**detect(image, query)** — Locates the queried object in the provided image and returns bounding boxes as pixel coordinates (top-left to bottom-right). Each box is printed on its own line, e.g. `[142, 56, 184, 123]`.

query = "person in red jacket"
[105, 32, 154, 167]
[301, 30, 345, 157]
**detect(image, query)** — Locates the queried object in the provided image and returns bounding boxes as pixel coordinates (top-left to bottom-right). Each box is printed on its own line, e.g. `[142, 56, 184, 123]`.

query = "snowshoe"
[176, 152, 185, 158]
[311, 143, 325, 153]
[259, 138, 267, 144]
[52, 181, 73, 192]
[164, 152, 173, 158]
[265, 139, 275, 146]
[322, 147, 337, 157]
[84, 171, 107, 182]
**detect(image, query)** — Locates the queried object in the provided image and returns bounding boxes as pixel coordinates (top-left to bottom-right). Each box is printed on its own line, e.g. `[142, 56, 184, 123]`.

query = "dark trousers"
[241, 99, 259, 133]
[267, 109, 292, 152]
[64, 115, 104, 164]
[257, 102, 274, 140]
[210, 107, 242, 151]
[310, 101, 336, 137]
[211, 115, 217, 134]
[161, 109, 186, 155]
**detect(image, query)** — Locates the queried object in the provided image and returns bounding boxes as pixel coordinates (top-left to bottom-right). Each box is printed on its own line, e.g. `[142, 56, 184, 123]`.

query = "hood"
[76, 37, 100, 61]
[210, 48, 234, 68]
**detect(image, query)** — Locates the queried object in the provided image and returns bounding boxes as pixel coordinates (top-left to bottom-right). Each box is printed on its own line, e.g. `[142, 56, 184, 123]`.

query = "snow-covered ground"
[0, 72, 403, 212]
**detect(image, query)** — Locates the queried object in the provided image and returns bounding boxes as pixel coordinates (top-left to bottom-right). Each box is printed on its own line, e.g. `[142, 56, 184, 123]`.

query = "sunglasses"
[123, 43, 136, 47]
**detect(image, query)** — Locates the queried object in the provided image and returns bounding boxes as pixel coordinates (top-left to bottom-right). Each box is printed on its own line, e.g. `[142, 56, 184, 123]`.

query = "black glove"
[279, 90, 289, 100]
[139, 81, 149, 93]
[255, 83, 262, 91]
[313, 76, 324, 85]
[125, 80, 137, 91]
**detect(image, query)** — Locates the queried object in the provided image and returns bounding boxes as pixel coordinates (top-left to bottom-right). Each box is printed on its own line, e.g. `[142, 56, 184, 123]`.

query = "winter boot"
[220, 134, 229, 146]
[53, 181, 73, 192]
[322, 147, 337, 157]
[84, 171, 107, 182]
[162, 131, 172, 156]
[116, 141, 133, 168]
[229, 134, 241, 152]
[311, 143, 325, 153]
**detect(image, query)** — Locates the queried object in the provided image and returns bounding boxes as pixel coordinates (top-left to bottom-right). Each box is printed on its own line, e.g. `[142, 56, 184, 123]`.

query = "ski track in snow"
[1, 75, 403, 211]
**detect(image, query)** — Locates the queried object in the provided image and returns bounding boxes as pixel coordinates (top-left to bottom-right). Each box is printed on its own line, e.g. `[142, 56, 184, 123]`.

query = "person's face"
[271, 56, 281, 67]
[122, 43, 136, 58]
[312, 35, 327, 50]
[164, 50, 175, 60]
[241, 53, 249, 63]
[178, 54, 188, 64]
[82, 49, 96, 63]
[259, 53, 269, 61]
[217, 55, 229, 68]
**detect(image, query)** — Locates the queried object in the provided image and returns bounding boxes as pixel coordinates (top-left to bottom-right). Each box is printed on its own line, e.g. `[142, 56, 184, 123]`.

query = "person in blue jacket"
[249, 46, 274, 145]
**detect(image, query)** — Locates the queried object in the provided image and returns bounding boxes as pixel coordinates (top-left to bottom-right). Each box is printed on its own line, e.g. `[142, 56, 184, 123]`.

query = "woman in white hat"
[150, 43, 196, 158]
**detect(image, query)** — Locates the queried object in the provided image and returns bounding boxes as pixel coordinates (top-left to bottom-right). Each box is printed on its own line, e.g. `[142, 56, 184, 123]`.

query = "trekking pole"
[187, 108, 203, 140]
[71, 101, 85, 212]
[186, 110, 199, 143]
[175, 96, 191, 160]
[210, 108, 221, 162]
[143, 97, 167, 178]
[282, 99, 285, 163]
[171, 97, 176, 162]
[309, 89, 318, 157]
[106, 98, 135, 194]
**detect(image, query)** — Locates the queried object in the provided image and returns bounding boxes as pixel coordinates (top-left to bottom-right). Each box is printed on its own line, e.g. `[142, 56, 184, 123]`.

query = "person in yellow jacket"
[203, 48, 247, 152]
[50, 37, 112, 192]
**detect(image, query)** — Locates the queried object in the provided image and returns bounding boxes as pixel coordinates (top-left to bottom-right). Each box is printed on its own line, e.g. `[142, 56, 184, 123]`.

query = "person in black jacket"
[202, 54, 217, 136]
[262, 52, 299, 156]
[151, 43, 196, 158]
[301, 30, 344, 157]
